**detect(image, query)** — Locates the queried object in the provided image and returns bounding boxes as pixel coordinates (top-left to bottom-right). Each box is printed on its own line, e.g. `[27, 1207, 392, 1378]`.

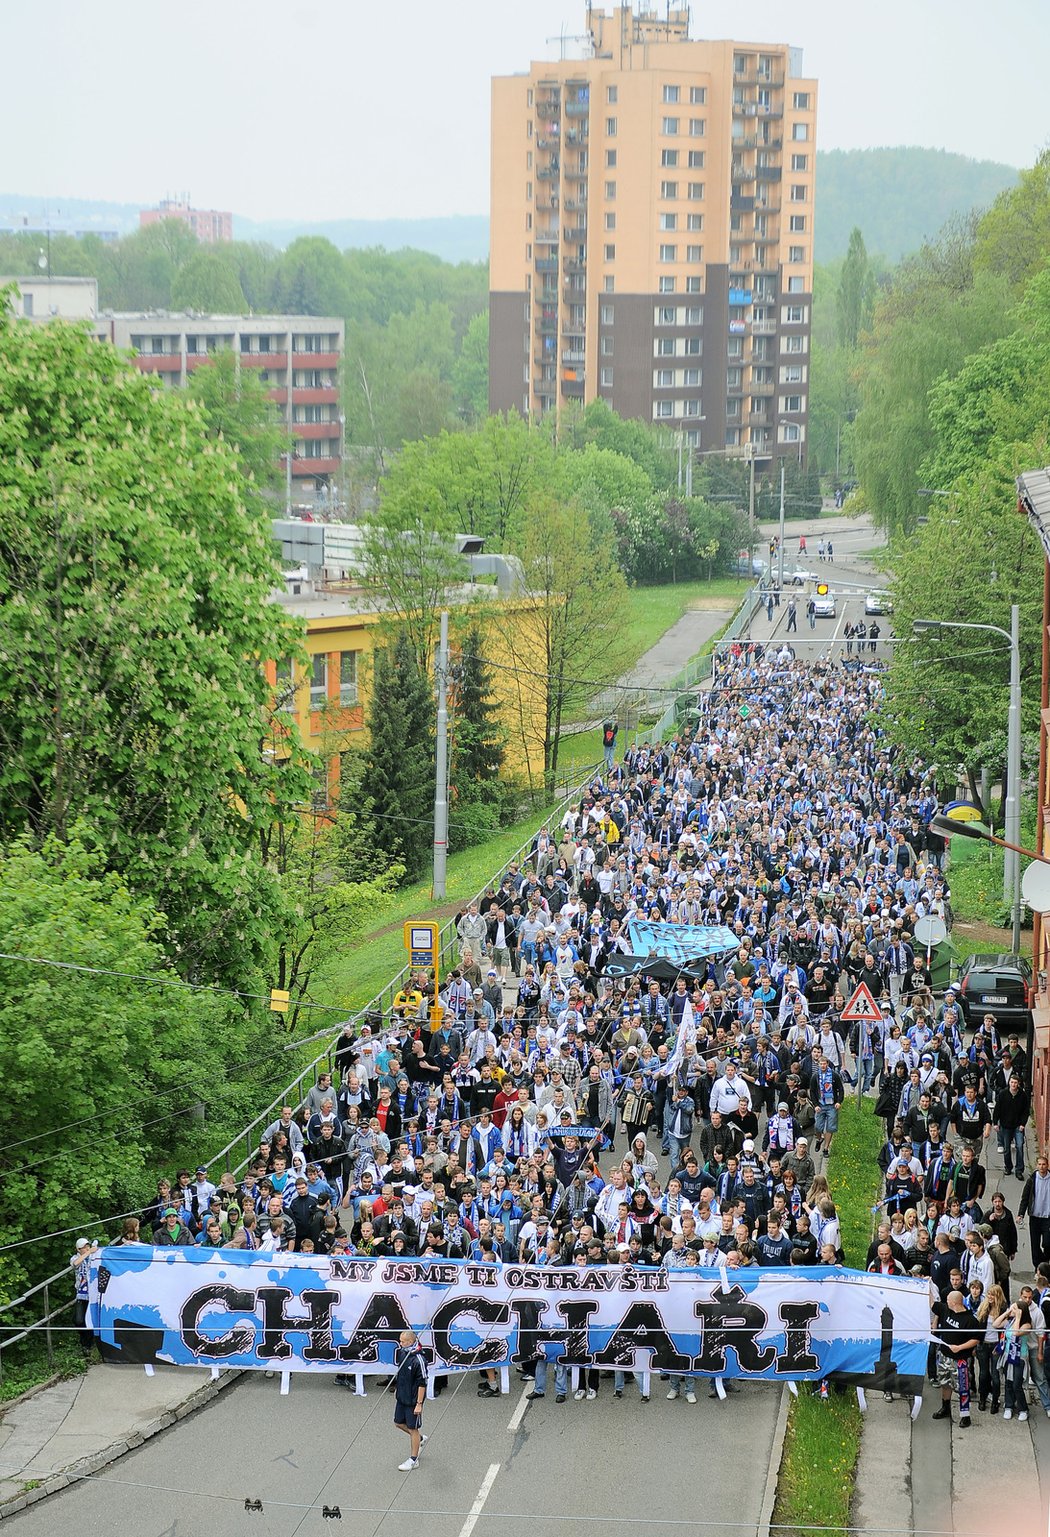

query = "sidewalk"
[0, 1362, 236, 1520]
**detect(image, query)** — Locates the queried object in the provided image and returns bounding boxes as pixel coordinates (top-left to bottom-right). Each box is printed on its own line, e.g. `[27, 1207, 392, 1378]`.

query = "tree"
[270, 236, 351, 316]
[0, 312, 313, 988]
[361, 635, 434, 880]
[975, 150, 1050, 291]
[171, 250, 247, 313]
[448, 625, 507, 849]
[0, 830, 257, 1298]
[504, 495, 631, 790]
[452, 311, 489, 424]
[835, 227, 874, 350]
[360, 495, 467, 676]
[185, 348, 288, 500]
[572, 399, 677, 490]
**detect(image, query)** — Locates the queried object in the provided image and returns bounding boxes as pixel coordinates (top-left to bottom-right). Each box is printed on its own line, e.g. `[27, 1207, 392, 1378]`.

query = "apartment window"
[684, 368, 701, 386]
[659, 276, 677, 293]
[604, 276, 615, 292]
[606, 117, 617, 136]
[604, 243, 616, 261]
[728, 337, 743, 359]
[685, 275, 702, 293]
[659, 212, 678, 231]
[690, 86, 707, 104]
[689, 118, 706, 136]
[727, 367, 742, 389]
[607, 85, 618, 103]
[684, 336, 702, 354]
[686, 213, 702, 231]
[684, 399, 702, 416]
[310, 654, 328, 710]
[655, 401, 674, 418]
[600, 366, 613, 386]
[661, 149, 679, 167]
[687, 182, 704, 200]
[784, 335, 804, 352]
[782, 423, 801, 442]
[656, 368, 673, 387]
[688, 151, 704, 169]
[525, 243, 532, 260]
[663, 84, 680, 103]
[275, 658, 295, 710]
[790, 214, 807, 232]
[791, 154, 808, 171]
[526, 212, 533, 230]
[686, 244, 702, 262]
[783, 364, 803, 383]
[338, 651, 359, 706]
[793, 91, 810, 110]
[786, 279, 803, 296]
[792, 122, 809, 142]
[605, 180, 616, 199]
[659, 243, 677, 262]
[662, 116, 679, 135]
[658, 306, 676, 324]
[605, 212, 616, 230]
[601, 304, 614, 323]
[660, 180, 678, 198]
[528, 89, 534, 106]
[527, 150, 533, 169]
[734, 54, 746, 73]
[791, 184, 808, 202]
[606, 149, 617, 166]
[656, 337, 674, 355]
[600, 335, 614, 355]
[784, 395, 803, 413]
[686, 306, 702, 323]
[787, 246, 804, 264]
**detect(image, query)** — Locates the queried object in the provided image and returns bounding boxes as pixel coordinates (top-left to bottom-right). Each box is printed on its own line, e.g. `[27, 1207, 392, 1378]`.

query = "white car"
[811, 591, 837, 618]
[789, 567, 816, 586]
[865, 589, 893, 615]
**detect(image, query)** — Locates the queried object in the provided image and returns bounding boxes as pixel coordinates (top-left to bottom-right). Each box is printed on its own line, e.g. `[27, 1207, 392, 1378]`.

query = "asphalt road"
[9, 1367, 782, 1537]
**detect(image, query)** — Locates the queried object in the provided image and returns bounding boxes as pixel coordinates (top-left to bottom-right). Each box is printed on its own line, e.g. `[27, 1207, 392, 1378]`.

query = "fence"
[0, 760, 605, 1377]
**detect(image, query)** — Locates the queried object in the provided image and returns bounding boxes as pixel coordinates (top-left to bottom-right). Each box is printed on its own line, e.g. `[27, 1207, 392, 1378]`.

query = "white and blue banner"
[92, 1247, 930, 1389]
[626, 921, 739, 966]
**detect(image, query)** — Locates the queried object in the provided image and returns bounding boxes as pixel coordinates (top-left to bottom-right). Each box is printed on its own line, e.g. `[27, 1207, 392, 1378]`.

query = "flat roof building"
[490, 3, 817, 465]
[140, 198, 233, 244]
[1, 275, 99, 321]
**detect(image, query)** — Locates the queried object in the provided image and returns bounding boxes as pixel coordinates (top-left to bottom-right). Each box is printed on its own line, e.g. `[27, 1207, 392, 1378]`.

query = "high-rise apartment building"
[490, 4, 817, 466]
[140, 198, 233, 244]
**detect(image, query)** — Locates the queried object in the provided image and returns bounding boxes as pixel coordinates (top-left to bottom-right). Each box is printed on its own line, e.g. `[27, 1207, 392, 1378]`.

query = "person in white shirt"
[709, 1063, 752, 1121]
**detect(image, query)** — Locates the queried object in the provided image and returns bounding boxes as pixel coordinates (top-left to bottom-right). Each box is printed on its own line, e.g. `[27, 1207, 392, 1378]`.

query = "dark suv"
[956, 953, 1033, 1032]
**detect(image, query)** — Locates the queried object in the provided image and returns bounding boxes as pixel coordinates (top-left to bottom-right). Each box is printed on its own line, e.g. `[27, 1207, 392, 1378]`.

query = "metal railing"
[0, 1267, 79, 1387]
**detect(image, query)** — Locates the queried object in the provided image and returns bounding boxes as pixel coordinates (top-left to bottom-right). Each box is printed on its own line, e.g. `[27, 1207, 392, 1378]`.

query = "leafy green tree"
[361, 635, 434, 880]
[0, 312, 313, 987]
[171, 250, 247, 313]
[270, 236, 351, 316]
[572, 399, 677, 489]
[836, 228, 875, 350]
[360, 491, 467, 675]
[975, 149, 1050, 291]
[344, 302, 456, 477]
[0, 830, 259, 1297]
[185, 348, 287, 500]
[452, 311, 489, 424]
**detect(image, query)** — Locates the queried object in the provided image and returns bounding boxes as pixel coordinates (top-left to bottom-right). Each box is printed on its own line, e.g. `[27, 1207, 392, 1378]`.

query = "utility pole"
[285, 450, 292, 517]
[433, 610, 449, 899]
[748, 444, 756, 561]
[777, 463, 786, 591]
[1005, 601, 1021, 951]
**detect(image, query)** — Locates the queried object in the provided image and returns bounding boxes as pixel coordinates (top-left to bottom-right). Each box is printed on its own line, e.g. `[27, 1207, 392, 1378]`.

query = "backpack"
[989, 1243, 1011, 1285]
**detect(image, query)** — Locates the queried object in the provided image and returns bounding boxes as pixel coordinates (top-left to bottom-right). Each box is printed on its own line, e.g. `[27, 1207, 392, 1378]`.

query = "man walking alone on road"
[393, 1329, 429, 1470]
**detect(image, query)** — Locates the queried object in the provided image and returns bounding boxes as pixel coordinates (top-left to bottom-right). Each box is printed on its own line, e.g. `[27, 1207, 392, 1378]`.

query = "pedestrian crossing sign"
[739, 705, 750, 719]
[840, 981, 882, 1021]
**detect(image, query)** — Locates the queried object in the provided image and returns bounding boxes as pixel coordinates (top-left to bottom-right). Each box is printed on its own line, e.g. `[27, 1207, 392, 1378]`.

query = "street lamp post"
[915, 607, 1022, 950]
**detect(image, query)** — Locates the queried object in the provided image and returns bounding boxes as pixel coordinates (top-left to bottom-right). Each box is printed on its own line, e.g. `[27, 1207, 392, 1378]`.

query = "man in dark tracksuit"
[393, 1329, 429, 1470]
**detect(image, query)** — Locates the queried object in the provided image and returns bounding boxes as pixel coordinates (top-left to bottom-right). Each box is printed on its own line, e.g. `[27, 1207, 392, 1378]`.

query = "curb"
[0, 1374, 62, 1418]
[757, 1385, 790, 1537]
[0, 1368, 242, 1521]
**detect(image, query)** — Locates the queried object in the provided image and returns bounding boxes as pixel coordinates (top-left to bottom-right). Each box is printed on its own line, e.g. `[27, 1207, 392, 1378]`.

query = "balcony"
[536, 135, 560, 151]
[241, 351, 289, 368]
[267, 387, 288, 405]
[747, 410, 770, 425]
[291, 456, 340, 477]
[565, 127, 588, 144]
[562, 321, 585, 337]
[291, 351, 340, 369]
[537, 165, 559, 182]
[564, 225, 587, 241]
[537, 287, 559, 302]
[291, 386, 339, 404]
[731, 193, 756, 212]
[535, 256, 559, 272]
[736, 72, 785, 88]
[536, 101, 560, 120]
[756, 166, 782, 183]
[563, 257, 586, 273]
[561, 350, 586, 365]
[293, 421, 337, 439]
[749, 380, 775, 397]
[563, 197, 585, 212]
[538, 318, 557, 335]
[751, 319, 776, 335]
[564, 164, 587, 181]
[736, 134, 758, 148]
[562, 378, 586, 398]
[135, 354, 180, 373]
[536, 228, 561, 245]
[565, 100, 589, 117]
[733, 101, 760, 118]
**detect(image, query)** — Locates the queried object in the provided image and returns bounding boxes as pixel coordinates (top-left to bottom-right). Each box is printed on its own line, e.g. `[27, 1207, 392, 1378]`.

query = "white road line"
[458, 1462, 501, 1537]
[505, 1385, 531, 1432]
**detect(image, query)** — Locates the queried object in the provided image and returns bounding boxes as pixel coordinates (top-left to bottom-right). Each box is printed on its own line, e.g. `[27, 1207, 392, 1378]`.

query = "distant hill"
[2, 146, 1022, 268]
[815, 147, 1019, 263]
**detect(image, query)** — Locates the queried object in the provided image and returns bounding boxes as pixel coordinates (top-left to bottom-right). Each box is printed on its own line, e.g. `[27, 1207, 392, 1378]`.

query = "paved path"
[618, 606, 731, 691]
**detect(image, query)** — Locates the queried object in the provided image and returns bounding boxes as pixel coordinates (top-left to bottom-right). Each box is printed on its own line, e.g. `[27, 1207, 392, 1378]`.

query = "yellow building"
[490, 3, 817, 466]
[264, 587, 549, 803]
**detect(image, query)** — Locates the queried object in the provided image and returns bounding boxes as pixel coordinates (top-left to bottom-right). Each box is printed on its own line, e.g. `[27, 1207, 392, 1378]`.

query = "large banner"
[626, 921, 739, 966]
[92, 1247, 930, 1390]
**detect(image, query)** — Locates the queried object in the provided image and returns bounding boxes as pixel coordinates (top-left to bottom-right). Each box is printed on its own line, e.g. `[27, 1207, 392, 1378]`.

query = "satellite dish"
[914, 916, 947, 948]
[1021, 861, 1050, 913]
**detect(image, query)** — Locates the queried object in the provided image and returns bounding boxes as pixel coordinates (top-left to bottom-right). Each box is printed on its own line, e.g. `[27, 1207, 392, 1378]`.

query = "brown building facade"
[490, 4, 817, 467]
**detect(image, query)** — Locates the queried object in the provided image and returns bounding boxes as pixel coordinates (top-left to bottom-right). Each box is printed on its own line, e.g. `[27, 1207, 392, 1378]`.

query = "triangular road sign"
[840, 981, 883, 1022]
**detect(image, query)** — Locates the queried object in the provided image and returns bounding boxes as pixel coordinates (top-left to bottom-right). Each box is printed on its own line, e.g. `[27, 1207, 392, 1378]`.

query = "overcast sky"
[17, 0, 1049, 222]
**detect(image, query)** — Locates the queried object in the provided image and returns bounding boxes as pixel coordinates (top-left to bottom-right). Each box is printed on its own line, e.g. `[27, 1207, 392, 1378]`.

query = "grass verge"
[772, 1099, 883, 1536]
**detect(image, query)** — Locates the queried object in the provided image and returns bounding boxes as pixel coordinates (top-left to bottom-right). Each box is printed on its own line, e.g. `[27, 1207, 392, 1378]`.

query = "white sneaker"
[1019, 1411, 1029, 1421]
[419, 1434, 429, 1453]
[667, 1388, 679, 1400]
[1004, 1409, 1013, 1420]
[686, 1391, 697, 1404]
[574, 1388, 585, 1401]
[586, 1388, 597, 1400]
[398, 1457, 418, 1471]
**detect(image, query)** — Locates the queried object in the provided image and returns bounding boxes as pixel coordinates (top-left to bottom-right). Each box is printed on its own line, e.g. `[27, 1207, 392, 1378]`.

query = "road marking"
[458, 1462, 501, 1537]
[506, 1385, 531, 1432]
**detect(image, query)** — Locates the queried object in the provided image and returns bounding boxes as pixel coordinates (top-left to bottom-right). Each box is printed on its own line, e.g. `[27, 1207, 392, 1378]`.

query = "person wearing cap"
[153, 1207, 193, 1246]
[70, 1237, 98, 1357]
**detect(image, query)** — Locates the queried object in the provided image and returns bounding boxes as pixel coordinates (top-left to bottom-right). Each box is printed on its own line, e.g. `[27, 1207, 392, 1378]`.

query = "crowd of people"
[79, 644, 1046, 1427]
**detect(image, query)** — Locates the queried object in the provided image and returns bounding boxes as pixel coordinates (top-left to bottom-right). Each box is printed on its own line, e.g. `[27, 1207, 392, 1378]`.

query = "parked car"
[956, 952, 1032, 1032]
[789, 567, 816, 586]
[734, 553, 767, 578]
[865, 589, 894, 615]
[811, 590, 837, 618]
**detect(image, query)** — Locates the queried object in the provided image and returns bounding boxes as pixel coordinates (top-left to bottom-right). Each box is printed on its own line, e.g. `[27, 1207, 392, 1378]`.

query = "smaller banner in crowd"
[625, 921, 740, 968]
[91, 1248, 930, 1392]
